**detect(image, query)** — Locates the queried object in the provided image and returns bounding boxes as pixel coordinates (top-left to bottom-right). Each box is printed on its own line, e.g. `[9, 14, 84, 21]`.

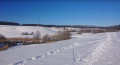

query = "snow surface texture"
[0, 25, 56, 38]
[0, 31, 120, 65]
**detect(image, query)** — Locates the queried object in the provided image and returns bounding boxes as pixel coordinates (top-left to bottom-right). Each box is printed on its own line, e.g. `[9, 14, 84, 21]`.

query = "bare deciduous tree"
[33, 31, 41, 40]
[42, 34, 50, 43]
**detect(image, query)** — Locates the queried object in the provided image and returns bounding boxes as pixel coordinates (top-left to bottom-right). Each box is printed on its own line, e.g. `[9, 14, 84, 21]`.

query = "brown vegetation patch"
[0, 44, 9, 51]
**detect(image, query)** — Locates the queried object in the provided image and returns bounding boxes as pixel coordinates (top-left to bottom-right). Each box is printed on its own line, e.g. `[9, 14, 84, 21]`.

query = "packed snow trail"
[8, 33, 105, 65]
[80, 32, 120, 65]
[81, 33, 113, 65]
[0, 32, 120, 65]
[9, 39, 102, 65]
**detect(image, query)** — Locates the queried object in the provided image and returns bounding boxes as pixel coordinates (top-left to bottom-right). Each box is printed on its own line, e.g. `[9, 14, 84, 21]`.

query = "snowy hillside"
[0, 31, 120, 65]
[0, 25, 56, 38]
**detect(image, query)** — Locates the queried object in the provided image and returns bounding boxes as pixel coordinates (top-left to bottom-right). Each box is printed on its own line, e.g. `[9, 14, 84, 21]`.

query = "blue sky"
[0, 1, 120, 26]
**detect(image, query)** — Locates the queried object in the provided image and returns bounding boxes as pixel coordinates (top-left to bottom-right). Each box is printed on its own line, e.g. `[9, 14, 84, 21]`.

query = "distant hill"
[0, 21, 120, 30]
[22, 24, 102, 28]
[107, 24, 120, 30]
[0, 21, 20, 25]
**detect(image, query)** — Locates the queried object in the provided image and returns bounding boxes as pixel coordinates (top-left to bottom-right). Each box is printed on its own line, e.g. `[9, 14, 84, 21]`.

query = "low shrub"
[0, 34, 6, 40]
[50, 31, 71, 41]
[21, 32, 29, 35]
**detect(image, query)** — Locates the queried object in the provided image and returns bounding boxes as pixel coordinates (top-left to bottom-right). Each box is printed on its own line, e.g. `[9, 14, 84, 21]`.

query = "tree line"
[0, 21, 120, 30]
[0, 21, 20, 25]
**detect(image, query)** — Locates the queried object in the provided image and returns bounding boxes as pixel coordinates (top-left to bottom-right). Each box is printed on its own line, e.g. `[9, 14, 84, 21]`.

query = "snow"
[0, 26, 120, 65]
[0, 25, 56, 38]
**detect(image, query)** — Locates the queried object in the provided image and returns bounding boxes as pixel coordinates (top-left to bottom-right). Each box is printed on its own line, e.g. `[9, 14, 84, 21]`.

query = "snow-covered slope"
[0, 32, 120, 65]
[0, 25, 56, 38]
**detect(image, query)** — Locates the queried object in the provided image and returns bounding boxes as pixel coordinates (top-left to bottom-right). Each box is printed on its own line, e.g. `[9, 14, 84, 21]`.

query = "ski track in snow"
[9, 32, 120, 65]
[80, 33, 116, 65]
[72, 43, 83, 65]
[9, 39, 103, 65]
[72, 39, 105, 65]
[72, 32, 120, 65]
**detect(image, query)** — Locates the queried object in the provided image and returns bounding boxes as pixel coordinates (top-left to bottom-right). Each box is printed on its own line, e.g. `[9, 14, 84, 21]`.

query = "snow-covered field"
[0, 27, 120, 65]
[0, 25, 56, 38]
